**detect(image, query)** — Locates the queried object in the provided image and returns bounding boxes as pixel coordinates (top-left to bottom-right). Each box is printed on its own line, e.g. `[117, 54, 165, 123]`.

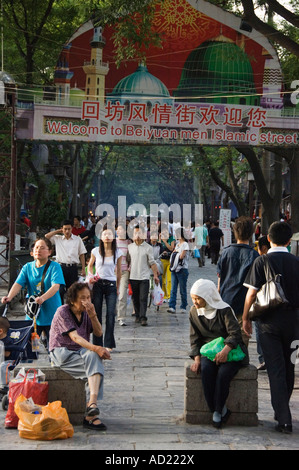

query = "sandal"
[83, 417, 107, 431]
[85, 403, 100, 417]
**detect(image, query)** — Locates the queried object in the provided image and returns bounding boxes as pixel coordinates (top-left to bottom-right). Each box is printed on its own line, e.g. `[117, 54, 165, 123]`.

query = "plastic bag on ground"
[15, 394, 74, 440]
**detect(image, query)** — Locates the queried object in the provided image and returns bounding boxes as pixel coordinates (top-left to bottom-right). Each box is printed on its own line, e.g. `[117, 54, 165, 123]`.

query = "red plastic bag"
[128, 282, 133, 296]
[5, 369, 49, 429]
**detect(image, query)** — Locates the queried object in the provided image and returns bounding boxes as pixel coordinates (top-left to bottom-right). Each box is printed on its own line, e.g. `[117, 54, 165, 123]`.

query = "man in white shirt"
[127, 226, 160, 326]
[46, 220, 87, 302]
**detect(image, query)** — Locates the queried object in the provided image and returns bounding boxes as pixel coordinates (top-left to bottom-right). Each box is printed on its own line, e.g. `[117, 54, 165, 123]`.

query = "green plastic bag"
[200, 337, 246, 362]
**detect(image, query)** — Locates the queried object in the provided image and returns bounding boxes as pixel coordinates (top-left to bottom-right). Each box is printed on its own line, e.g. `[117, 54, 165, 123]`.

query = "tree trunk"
[236, 147, 281, 232]
[267, 147, 299, 233]
[241, 0, 299, 58]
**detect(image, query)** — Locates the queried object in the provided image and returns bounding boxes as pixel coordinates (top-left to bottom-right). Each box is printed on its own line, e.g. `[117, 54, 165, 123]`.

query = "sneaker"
[180, 309, 187, 314]
[119, 320, 127, 326]
[141, 319, 148, 326]
[167, 308, 176, 314]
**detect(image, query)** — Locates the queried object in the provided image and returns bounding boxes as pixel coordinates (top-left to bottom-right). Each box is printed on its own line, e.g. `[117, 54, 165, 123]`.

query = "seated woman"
[189, 279, 248, 428]
[49, 282, 111, 431]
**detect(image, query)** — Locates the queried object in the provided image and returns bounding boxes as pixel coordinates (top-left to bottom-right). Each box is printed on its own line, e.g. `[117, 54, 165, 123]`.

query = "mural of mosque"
[15, 0, 293, 146]
[51, 21, 283, 111]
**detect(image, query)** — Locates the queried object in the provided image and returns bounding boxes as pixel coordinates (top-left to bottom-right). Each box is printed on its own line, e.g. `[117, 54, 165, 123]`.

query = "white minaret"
[83, 27, 109, 105]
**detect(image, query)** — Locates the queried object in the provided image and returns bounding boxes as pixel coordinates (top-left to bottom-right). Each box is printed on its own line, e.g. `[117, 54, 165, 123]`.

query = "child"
[85, 252, 96, 276]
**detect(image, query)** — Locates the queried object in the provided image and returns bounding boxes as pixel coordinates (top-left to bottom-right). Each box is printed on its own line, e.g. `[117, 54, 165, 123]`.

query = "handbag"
[249, 255, 289, 321]
[200, 337, 246, 362]
[194, 248, 201, 259]
[169, 251, 185, 272]
[24, 260, 51, 319]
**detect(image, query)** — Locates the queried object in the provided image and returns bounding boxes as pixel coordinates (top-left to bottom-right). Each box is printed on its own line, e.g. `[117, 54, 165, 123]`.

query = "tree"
[2, 0, 87, 84]
[236, 147, 283, 232]
[79, 0, 163, 66]
[192, 147, 249, 218]
[206, 0, 299, 58]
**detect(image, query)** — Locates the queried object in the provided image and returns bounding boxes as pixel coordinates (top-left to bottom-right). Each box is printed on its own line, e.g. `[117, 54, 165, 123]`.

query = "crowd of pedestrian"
[1, 213, 298, 435]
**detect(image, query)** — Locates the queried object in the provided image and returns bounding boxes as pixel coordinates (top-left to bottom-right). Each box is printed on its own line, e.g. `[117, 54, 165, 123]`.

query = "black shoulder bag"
[248, 255, 289, 321]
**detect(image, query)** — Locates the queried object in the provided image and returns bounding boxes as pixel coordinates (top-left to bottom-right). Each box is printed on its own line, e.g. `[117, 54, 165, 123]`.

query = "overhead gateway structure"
[15, 0, 297, 146]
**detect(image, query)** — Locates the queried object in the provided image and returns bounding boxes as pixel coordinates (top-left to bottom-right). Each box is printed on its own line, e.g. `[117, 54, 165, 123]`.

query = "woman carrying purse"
[88, 228, 122, 351]
[1, 238, 64, 349]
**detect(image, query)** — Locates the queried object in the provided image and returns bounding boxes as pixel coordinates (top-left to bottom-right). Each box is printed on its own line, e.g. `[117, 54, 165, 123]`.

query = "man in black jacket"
[217, 216, 259, 345]
[243, 221, 299, 434]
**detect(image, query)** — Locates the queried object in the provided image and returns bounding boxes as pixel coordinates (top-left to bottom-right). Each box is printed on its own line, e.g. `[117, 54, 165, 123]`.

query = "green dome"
[69, 87, 85, 106]
[174, 37, 259, 105]
[108, 64, 172, 104]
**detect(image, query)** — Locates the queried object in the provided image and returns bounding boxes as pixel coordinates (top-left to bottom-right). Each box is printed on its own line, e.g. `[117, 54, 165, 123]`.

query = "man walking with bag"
[127, 226, 160, 326]
[242, 221, 299, 434]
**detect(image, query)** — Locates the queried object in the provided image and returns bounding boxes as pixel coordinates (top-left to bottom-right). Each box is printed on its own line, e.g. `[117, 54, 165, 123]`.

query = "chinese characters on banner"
[39, 100, 298, 146]
[81, 100, 268, 128]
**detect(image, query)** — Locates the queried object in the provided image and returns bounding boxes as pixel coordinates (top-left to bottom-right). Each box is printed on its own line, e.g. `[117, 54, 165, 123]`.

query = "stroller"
[0, 303, 38, 410]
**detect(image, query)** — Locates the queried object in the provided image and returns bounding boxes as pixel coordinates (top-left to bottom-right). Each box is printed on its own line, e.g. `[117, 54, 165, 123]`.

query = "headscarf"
[190, 279, 230, 319]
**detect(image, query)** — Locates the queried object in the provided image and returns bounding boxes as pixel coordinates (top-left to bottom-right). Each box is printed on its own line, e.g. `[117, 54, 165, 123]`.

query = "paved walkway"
[0, 256, 298, 450]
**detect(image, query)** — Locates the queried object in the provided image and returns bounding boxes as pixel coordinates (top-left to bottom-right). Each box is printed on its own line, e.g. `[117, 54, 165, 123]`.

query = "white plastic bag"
[13, 367, 46, 384]
[153, 284, 164, 306]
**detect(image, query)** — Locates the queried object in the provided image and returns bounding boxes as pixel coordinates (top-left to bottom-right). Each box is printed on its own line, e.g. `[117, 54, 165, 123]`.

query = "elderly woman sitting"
[49, 282, 111, 431]
[189, 279, 248, 428]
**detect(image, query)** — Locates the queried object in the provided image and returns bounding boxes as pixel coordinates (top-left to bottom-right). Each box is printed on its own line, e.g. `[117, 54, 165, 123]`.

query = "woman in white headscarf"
[189, 279, 248, 428]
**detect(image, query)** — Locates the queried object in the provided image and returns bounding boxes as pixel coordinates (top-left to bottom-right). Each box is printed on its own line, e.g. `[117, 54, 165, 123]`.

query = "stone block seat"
[184, 361, 258, 426]
[14, 365, 86, 425]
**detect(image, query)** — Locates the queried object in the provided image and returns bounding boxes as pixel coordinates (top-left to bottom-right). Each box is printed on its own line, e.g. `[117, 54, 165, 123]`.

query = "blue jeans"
[169, 269, 188, 310]
[92, 280, 117, 349]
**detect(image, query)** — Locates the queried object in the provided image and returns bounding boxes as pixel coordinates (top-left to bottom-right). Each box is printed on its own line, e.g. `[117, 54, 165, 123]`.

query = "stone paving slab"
[0, 256, 298, 451]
